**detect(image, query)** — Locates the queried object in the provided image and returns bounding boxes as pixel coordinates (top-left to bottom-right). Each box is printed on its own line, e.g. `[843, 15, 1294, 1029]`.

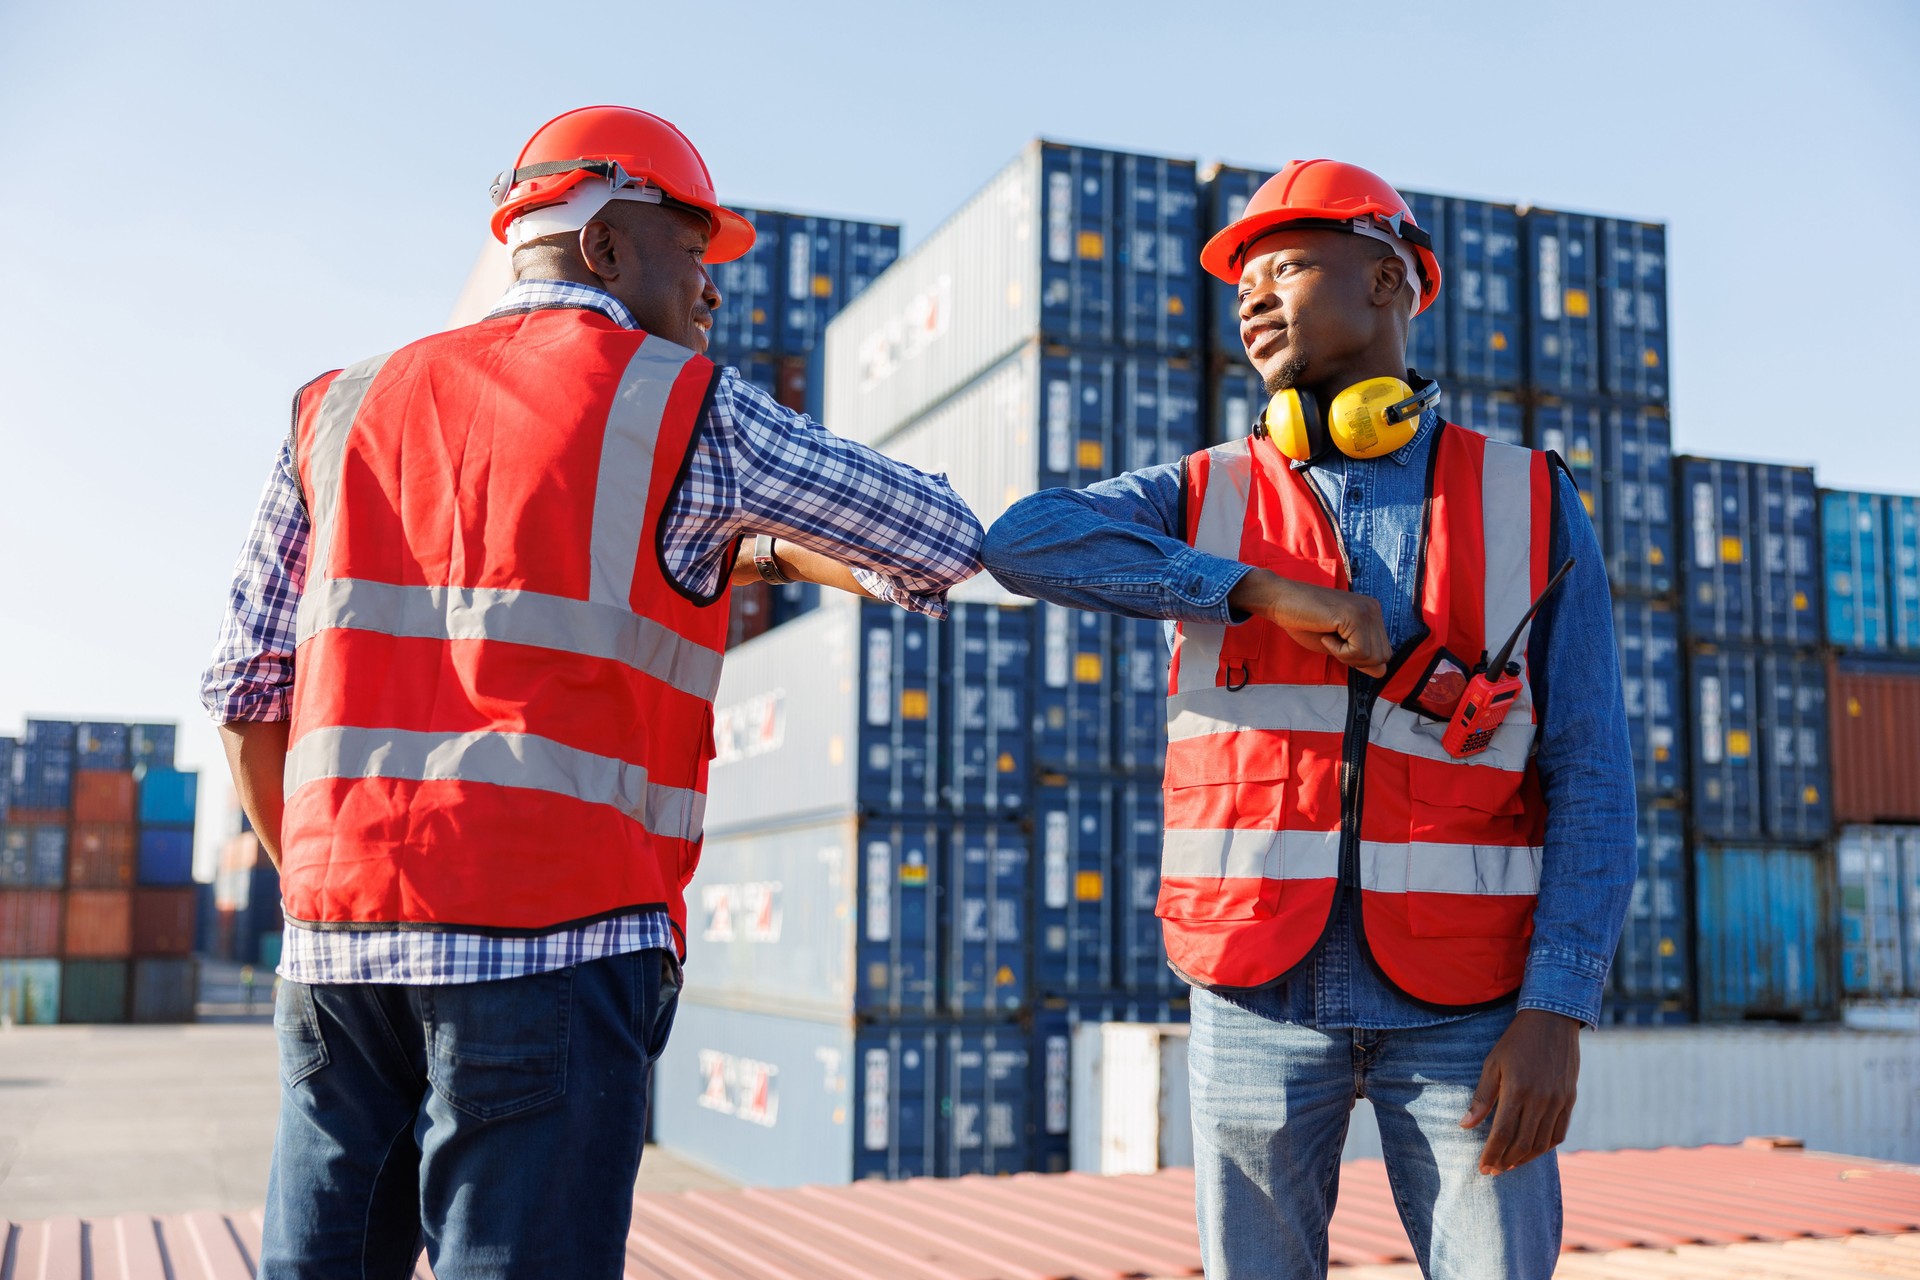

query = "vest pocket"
[1403, 757, 1540, 939]
[1159, 734, 1291, 922]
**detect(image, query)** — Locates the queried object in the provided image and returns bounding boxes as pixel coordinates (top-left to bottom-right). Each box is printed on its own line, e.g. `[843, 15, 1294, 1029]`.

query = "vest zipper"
[1297, 468, 1369, 893]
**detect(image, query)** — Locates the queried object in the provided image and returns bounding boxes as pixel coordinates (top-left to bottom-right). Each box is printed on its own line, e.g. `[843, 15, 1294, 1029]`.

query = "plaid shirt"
[205, 279, 983, 984]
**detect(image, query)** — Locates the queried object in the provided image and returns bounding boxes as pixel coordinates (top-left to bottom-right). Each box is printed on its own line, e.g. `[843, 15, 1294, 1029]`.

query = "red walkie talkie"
[1441, 559, 1574, 759]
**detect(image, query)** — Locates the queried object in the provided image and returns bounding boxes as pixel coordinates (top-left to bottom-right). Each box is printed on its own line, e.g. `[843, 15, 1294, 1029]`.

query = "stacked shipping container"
[1200, 168, 1687, 1022]
[0, 719, 199, 1023]
[708, 207, 902, 647]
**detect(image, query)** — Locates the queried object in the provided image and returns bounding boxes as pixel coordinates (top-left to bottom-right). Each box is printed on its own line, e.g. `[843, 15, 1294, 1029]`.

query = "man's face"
[1236, 228, 1385, 393]
[603, 205, 722, 353]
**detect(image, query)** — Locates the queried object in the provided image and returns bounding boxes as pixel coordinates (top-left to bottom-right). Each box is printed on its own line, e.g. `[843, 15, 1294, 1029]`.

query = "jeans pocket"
[424, 967, 573, 1121]
[274, 980, 330, 1087]
[644, 950, 681, 1066]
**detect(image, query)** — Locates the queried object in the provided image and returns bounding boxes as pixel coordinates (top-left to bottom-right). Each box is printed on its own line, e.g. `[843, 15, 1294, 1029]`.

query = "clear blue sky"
[1, 0, 1915, 869]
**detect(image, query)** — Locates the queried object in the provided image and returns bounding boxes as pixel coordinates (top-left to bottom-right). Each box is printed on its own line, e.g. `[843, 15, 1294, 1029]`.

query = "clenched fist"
[1227, 568, 1392, 677]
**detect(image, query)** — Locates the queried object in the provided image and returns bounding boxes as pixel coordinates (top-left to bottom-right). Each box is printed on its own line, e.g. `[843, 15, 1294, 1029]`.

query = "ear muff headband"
[1261, 376, 1441, 461]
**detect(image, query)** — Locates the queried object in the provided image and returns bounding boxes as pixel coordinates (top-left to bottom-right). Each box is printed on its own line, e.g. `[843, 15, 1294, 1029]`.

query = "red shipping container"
[71, 770, 136, 825]
[0, 890, 63, 956]
[8, 808, 67, 827]
[774, 355, 809, 413]
[1829, 658, 1920, 824]
[131, 888, 196, 956]
[68, 823, 136, 888]
[64, 890, 132, 958]
[728, 582, 774, 649]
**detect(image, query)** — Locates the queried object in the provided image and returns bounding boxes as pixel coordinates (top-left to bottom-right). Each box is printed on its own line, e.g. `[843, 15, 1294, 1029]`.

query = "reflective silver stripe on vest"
[1357, 840, 1543, 896]
[591, 338, 698, 608]
[1167, 685, 1349, 742]
[295, 579, 725, 702]
[285, 726, 706, 843]
[1161, 827, 1341, 881]
[1368, 689, 1534, 773]
[1173, 440, 1254, 696]
[303, 352, 393, 585]
[1480, 439, 1537, 722]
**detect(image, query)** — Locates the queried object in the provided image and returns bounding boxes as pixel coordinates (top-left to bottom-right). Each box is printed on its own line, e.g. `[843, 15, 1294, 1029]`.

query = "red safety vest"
[1161, 423, 1555, 1007]
[281, 307, 730, 952]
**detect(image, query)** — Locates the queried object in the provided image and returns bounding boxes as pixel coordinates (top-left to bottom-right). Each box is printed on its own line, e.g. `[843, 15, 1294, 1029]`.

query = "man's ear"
[1372, 251, 1410, 310]
[579, 219, 620, 284]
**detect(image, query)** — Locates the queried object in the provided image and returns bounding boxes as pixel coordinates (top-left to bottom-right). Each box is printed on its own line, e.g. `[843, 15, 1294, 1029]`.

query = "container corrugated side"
[71, 769, 134, 824]
[60, 958, 128, 1022]
[1601, 403, 1676, 596]
[1116, 782, 1184, 997]
[0, 959, 60, 1024]
[1445, 199, 1524, 386]
[1759, 651, 1831, 842]
[1443, 384, 1525, 445]
[651, 1002, 939, 1185]
[1751, 463, 1822, 646]
[131, 887, 195, 956]
[1531, 393, 1603, 532]
[1524, 209, 1601, 395]
[127, 723, 176, 771]
[1031, 994, 1188, 1173]
[1113, 618, 1170, 774]
[707, 208, 783, 357]
[1613, 598, 1682, 795]
[73, 724, 129, 772]
[782, 215, 905, 354]
[1599, 219, 1668, 401]
[67, 822, 135, 888]
[0, 889, 63, 956]
[1031, 603, 1115, 773]
[64, 889, 132, 957]
[1209, 363, 1264, 445]
[940, 1024, 1031, 1175]
[945, 604, 1031, 816]
[0, 737, 12, 822]
[1693, 844, 1836, 1022]
[136, 768, 198, 826]
[1201, 164, 1266, 357]
[1033, 779, 1113, 995]
[1890, 495, 1920, 648]
[1611, 801, 1688, 1007]
[17, 720, 74, 811]
[1116, 152, 1201, 354]
[130, 957, 196, 1022]
[1403, 191, 1448, 378]
[1827, 656, 1920, 823]
[1836, 825, 1911, 997]
[1689, 645, 1762, 841]
[0, 823, 65, 888]
[947, 822, 1028, 1014]
[136, 826, 195, 885]
[1823, 490, 1889, 650]
[1679, 457, 1820, 645]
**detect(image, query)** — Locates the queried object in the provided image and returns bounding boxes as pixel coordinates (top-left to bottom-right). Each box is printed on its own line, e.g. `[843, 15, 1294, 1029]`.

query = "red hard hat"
[488, 105, 755, 263]
[1201, 159, 1441, 316]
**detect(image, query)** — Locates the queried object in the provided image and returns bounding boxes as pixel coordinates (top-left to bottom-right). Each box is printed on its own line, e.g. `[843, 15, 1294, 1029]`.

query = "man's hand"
[1461, 1009, 1581, 1175]
[1227, 568, 1392, 676]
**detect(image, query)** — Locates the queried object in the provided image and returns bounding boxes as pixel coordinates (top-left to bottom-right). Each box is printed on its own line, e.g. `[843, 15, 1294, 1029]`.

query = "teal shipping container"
[1694, 844, 1836, 1022]
[61, 959, 129, 1023]
[0, 959, 60, 1025]
[137, 768, 198, 826]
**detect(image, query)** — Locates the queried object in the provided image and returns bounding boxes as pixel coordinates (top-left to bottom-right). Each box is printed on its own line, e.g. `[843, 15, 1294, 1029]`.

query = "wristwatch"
[753, 534, 792, 586]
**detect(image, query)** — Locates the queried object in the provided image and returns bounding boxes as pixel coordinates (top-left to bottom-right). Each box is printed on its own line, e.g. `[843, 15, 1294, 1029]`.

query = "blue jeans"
[1188, 990, 1560, 1279]
[260, 949, 681, 1280]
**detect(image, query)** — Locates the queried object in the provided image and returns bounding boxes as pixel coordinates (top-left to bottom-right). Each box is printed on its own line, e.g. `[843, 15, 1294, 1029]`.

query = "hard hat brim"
[1202, 208, 1441, 316]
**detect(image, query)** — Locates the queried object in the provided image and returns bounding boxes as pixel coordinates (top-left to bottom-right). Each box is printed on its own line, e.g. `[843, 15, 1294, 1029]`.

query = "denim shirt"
[982, 410, 1638, 1028]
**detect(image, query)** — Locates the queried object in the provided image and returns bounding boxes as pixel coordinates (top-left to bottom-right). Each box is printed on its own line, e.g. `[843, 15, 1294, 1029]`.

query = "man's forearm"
[729, 538, 875, 597]
[219, 720, 290, 870]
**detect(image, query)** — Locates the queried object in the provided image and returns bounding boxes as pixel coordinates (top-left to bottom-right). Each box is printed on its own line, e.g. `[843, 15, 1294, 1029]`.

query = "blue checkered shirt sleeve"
[200, 440, 308, 723]
[663, 368, 983, 617]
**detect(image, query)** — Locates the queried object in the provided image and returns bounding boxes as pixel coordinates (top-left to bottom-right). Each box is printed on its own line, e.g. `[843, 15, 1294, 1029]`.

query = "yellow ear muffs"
[1262, 375, 1442, 461]
[1261, 387, 1329, 462]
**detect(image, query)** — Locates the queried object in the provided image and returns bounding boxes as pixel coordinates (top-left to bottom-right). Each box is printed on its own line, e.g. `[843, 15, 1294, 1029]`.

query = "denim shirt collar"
[1290, 406, 1441, 472]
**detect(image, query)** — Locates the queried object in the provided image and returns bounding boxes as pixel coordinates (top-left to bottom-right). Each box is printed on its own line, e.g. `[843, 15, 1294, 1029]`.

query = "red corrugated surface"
[71, 770, 136, 825]
[0, 889, 64, 957]
[62, 889, 131, 958]
[5, 1146, 1918, 1279]
[130, 888, 195, 956]
[68, 823, 136, 888]
[1830, 658, 1920, 824]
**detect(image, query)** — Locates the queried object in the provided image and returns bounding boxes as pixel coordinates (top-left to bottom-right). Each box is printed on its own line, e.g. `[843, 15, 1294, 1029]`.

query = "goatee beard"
[1264, 354, 1309, 396]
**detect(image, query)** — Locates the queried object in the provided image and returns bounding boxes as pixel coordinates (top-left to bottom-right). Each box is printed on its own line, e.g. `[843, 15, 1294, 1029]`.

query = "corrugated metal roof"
[5, 1144, 1918, 1279]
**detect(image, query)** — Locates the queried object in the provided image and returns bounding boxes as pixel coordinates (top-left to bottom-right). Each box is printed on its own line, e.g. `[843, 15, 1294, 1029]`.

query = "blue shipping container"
[1117, 358, 1203, 473]
[651, 1003, 940, 1185]
[1446, 199, 1524, 386]
[1402, 190, 1448, 378]
[1693, 844, 1836, 1022]
[948, 823, 1029, 1014]
[1599, 219, 1669, 401]
[944, 604, 1031, 816]
[1443, 383, 1525, 446]
[18, 720, 75, 813]
[1040, 145, 1117, 350]
[1823, 490, 1889, 651]
[1530, 395, 1603, 521]
[1689, 646, 1763, 841]
[1210, 363, 1265, 445]
[1202, 165, 1266, 357]
[1890, 496, 1920, 649]
[1117, 153, 1201, 354]
[1613, 599, 1683, 795]
[1031, 994, 1189, 1172]
[1033, 603, 1113, 773]
[1758, 651, 1832, 842]
[127, 724, 176, 772]
[1611, 801, 1688, 1005]
[1116, 781, 1184, 997]
[1680, 457, 1820, 645]
[73, 723, 129, 771]
[137, 826, 195, 887]
[1034, 779, 1114, 995]
[708, 208, 784, 357]
[1601, 403, 1676, 596]
[1113, 618, 1170, 774]
[1836, 826, 1909, 997]
[940, 1025, 1031, 1176]
[136, 769, 197, 826]
[0, 739, 12, 822]
[1036, 350, 1201, 491]
[1524, 210, 1601, 396]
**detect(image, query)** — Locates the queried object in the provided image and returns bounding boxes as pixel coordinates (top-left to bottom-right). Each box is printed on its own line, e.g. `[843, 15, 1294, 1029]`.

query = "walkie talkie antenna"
[1486, 559, 1574, 675]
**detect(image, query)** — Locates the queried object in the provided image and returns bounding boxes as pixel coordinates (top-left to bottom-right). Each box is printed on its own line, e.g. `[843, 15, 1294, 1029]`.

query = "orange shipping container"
[64, 890, 132, 958]
[1828, 658, 1920, 825]
[71, 770, 136, 825]
[68, 823, 136, 888]
[0, 890, 63, 957]
[131, 888, 196, 956]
